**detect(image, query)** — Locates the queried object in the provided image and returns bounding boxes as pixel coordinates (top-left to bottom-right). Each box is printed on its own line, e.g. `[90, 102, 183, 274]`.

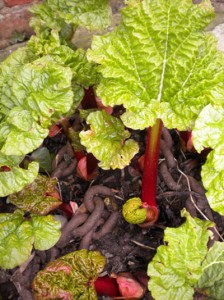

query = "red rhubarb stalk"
[122, 119, 163, 226]
[141, 118, 163, 224]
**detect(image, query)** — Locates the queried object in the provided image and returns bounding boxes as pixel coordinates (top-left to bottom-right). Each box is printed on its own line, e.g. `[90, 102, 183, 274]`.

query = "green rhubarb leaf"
[30, 0, 111, 37]
[147, 209, 213, 300]
[47, 0, 111, 30]
[27, 30, 99, 89]
[0, 210, 33, 270]
[0, 210, 61, 269]
[32, 249, 106, 300]
[80, 110, 139, 169]
[0, 49, 74, 156]
[87, 0, 224, 131]
[0, 153, 24, 167]
[196, 241, 224, 299]
[32, 214, 61, 250]
[0, 161, 39, 197]
[193, 105, 224, 215]
[8, 175, 61, 215]
[30, 3, 69, 37]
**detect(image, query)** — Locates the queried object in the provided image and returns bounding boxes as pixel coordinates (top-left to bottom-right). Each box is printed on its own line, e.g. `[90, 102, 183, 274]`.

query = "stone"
[0, 4, 34, 49]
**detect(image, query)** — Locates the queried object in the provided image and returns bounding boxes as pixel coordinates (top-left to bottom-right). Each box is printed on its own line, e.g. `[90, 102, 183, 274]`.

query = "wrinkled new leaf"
[0, 210, 61, 269]
[193, 104, 224, 215]
[196, 241, 224, 299]
[32, 249, 106, 300]
[30, 0, 111, 36]
[147, 209, 213, 300]
[88, 0, 224, 131]
[80, 110, 139, 169]
[27, 30, 99, 90]
[8, 175, 61, 215]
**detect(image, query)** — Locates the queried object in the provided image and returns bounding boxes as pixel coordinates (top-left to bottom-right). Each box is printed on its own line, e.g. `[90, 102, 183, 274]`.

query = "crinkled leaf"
[30, 0, 111, 39]
[196, 241, 224, 299]
[0, 50, 74, 156]
[0, 161, 39, 197]
[0, 210, 61, 269]
[32, 249, 106, 300]
[0, 153, 24, 167]
[80, 110, 139, 169]
[0, 210, 33, 269]
[8, 175, 61, 215]
[30, 3, 69, 37]
[147, 209, 213, 300]
[87, 0, 224, 130]
[199, 149, 224, 216]
[193, 105, 224, 215]
[47, 0, 111, 30]
[32, 214, 61, 250]
[27, 31, 99, 89]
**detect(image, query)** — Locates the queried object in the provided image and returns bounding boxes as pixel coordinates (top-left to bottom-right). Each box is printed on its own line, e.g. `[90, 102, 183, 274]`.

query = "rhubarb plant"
[0, 1, 111, 197]
[81, 0, 224, 225]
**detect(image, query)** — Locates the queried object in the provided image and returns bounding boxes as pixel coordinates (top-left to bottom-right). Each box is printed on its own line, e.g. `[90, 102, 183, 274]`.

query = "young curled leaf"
[80, 110, 139, 170]
[147, 209, 213, 300]
[30, 0, 111, 36]
[122, 198, 147, 224]
[8, 175, 61, 215]
[32, 249, 106, 300]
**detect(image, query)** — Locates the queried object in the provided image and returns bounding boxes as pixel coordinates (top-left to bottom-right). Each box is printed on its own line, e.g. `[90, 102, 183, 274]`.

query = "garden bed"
[1, 1, 224, 299]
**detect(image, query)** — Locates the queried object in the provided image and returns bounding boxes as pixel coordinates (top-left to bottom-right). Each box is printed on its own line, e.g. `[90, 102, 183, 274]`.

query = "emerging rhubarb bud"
[112, 272, 146, 299]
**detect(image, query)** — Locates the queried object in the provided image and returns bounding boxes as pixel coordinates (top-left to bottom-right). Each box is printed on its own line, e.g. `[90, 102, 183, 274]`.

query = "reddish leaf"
[77, 153, 98, 181]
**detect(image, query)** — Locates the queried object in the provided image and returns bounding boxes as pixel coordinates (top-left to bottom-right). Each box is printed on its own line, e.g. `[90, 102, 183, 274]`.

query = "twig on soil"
[130, 240, 156, 251]
[176, 162, 224, 243]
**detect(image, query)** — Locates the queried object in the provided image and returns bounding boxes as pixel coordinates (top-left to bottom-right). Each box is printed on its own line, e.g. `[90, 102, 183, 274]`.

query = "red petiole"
[141, 119, 163, 225]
